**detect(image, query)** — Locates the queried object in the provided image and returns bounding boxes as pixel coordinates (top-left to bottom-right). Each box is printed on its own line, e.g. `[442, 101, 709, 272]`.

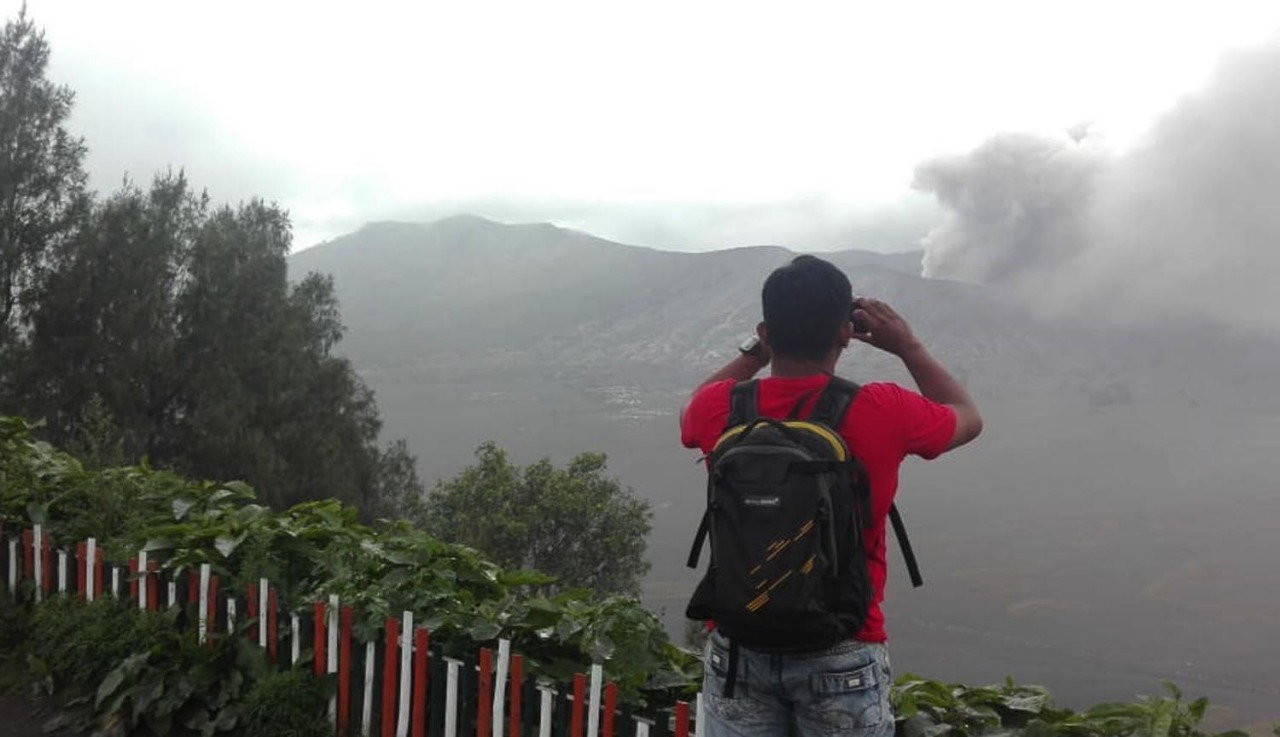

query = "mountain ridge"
[283, 214, 1280, 722]
[296, 214, 926, 272]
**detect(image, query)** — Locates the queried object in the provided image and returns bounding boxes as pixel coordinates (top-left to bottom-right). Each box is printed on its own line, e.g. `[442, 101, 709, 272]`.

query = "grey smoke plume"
[914, 36, 1280, 333]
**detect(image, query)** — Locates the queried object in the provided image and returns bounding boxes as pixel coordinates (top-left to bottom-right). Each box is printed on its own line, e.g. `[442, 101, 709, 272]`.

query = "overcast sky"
[10, 1, 1280, 251]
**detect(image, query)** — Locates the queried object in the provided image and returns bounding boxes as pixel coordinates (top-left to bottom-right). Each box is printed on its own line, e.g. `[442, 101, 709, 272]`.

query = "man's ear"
[757, 321, 768, 346]
[837, 319, 853, 349]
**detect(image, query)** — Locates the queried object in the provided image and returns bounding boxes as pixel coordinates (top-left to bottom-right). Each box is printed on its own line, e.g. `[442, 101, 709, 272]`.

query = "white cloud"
[9, 0, 1280, 249]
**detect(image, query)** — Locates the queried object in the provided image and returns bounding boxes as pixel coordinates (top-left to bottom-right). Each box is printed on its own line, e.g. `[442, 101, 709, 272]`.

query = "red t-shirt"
[680, 374, 955, 643]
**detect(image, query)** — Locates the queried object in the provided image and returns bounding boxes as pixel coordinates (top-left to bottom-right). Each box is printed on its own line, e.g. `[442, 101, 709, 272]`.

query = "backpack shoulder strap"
[689, 380, 759, 570]
[807, 375, 860, 428]
[809, 375, 927, 588]
[726, 379, 759, 428]
[687, 509, 710, 569]
[890, 503, 924, 588]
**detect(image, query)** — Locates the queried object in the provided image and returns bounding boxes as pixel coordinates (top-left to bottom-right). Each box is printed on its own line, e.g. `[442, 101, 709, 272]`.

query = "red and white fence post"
[56, 548, 67, 594]
[76, 541, 86, 599]
[32, 525, 43, 603]
[339, 605, 354, 736]
[478, 647, 494, 737]
[601, 683, 617, 737]
[147, 558, 159, 611]
[197, 563, 212, 645]
[397, 611, 413, 737]
[508, 653, 524, 737]
[268, 585, 279, 663]
[381, 616, 399, 737]
[258, 579, 270, 650]
[443, 655, 462, 737]
[136, 551, 147, 610]
[291, 611, 302, 666]
[536, 682, 555, 737]
[361, 637, 377, 737]
[587, 665, 603, 737]
[412, 626, 429, 737]
[7, 536, 17, 598]
[674, 701, 690, 737]
[492, 639, 511, 737]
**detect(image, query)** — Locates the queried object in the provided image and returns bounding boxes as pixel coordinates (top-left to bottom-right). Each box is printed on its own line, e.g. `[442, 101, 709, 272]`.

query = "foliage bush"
[0, 414, 700, 717]
[418, 441, 653, 597]
[2, 415, 1274, 736]
[892, 676, 1254, 737]
[27, 598, 170, 701]
[237, 668, 330, 737]
[86, 618, 291, 737]
[0, 589, 28, 692]
[6, 595, 332, 736]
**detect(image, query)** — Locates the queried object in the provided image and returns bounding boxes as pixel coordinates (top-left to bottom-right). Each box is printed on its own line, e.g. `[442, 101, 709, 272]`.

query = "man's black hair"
[762, 255, 853, 362]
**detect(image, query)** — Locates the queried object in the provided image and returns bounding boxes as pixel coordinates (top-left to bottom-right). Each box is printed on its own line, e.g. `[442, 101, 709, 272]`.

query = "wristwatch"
[738, 335, 766, 359]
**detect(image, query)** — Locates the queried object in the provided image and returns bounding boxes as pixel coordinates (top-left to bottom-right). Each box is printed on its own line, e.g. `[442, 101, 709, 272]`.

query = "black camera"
[851, 297, 870, 335]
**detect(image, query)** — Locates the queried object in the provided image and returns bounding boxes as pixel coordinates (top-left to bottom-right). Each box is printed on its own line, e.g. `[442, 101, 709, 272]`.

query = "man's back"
[680, 374, 955, 642]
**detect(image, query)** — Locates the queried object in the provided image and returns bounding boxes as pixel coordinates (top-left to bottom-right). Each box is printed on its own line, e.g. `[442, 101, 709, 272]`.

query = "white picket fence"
[2, 524, 705, 737]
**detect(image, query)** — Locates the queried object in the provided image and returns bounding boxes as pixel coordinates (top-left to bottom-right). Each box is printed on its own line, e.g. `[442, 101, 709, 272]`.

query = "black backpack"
[685, 376, 922, 691]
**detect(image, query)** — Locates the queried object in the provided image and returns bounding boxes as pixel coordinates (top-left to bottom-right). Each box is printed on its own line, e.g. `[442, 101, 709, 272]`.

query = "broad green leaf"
[590, 633, 616, 662]
[26, 501, 49, 526]
[1187, 696, 1209, 723]
[144, 538, 177, 553]
[1002, 693, 1049, 713]
[173, 498, 196, 520]
[214, 532, 247, 558]
[132, 674, 166, 722]
[1149, 700, 1175, 737]
[468, 620, 502, 641]
[1085, 702, 1148, 720]
[95, 666, 128, 708]
[499, 568, 557, 587]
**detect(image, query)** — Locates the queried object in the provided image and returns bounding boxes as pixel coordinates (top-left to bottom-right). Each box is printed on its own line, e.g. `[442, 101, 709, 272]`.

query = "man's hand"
[852, 297, 983, 450]
[851, 298, 922, 357]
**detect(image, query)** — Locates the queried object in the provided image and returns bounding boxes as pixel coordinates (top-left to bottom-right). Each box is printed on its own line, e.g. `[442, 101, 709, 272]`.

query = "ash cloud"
[914, 36, 1280, 334]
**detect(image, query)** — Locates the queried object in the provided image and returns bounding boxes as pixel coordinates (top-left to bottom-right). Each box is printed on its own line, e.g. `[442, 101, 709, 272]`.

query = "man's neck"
[770, 354, 839, 378]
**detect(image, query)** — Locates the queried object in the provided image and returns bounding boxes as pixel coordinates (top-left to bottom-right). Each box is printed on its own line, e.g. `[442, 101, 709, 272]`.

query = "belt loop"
[723, 640, 740, 698]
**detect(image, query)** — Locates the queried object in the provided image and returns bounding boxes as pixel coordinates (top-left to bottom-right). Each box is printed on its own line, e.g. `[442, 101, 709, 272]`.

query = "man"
[680, 255, 983, 737]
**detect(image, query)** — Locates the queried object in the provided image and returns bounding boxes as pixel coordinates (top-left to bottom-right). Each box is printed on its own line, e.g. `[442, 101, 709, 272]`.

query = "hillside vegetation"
[2, 416, 1271, 737]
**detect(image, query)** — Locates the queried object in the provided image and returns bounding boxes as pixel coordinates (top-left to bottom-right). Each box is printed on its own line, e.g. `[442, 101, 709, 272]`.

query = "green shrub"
[7, 416, 1270, 736]
[238, 668, 330, 737]
[23, 602, 330, 737]
[90, 617, 268, 736]
[0, 589, 22, 651]
[27, 597, 169, 701]
[892, 675, 1254, 737]
[0, 590, 29, 692]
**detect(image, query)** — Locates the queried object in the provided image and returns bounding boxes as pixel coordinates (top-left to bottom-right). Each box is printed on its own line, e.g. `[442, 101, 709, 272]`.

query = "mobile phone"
[851, 298, 870, 334]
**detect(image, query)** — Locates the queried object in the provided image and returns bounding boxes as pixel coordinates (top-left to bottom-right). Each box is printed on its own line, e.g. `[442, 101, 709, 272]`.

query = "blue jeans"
[701, 630, 894, 737]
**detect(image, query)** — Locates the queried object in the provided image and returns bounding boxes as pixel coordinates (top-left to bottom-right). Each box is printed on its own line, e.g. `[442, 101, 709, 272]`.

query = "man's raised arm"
[853, 298, 983, 451]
